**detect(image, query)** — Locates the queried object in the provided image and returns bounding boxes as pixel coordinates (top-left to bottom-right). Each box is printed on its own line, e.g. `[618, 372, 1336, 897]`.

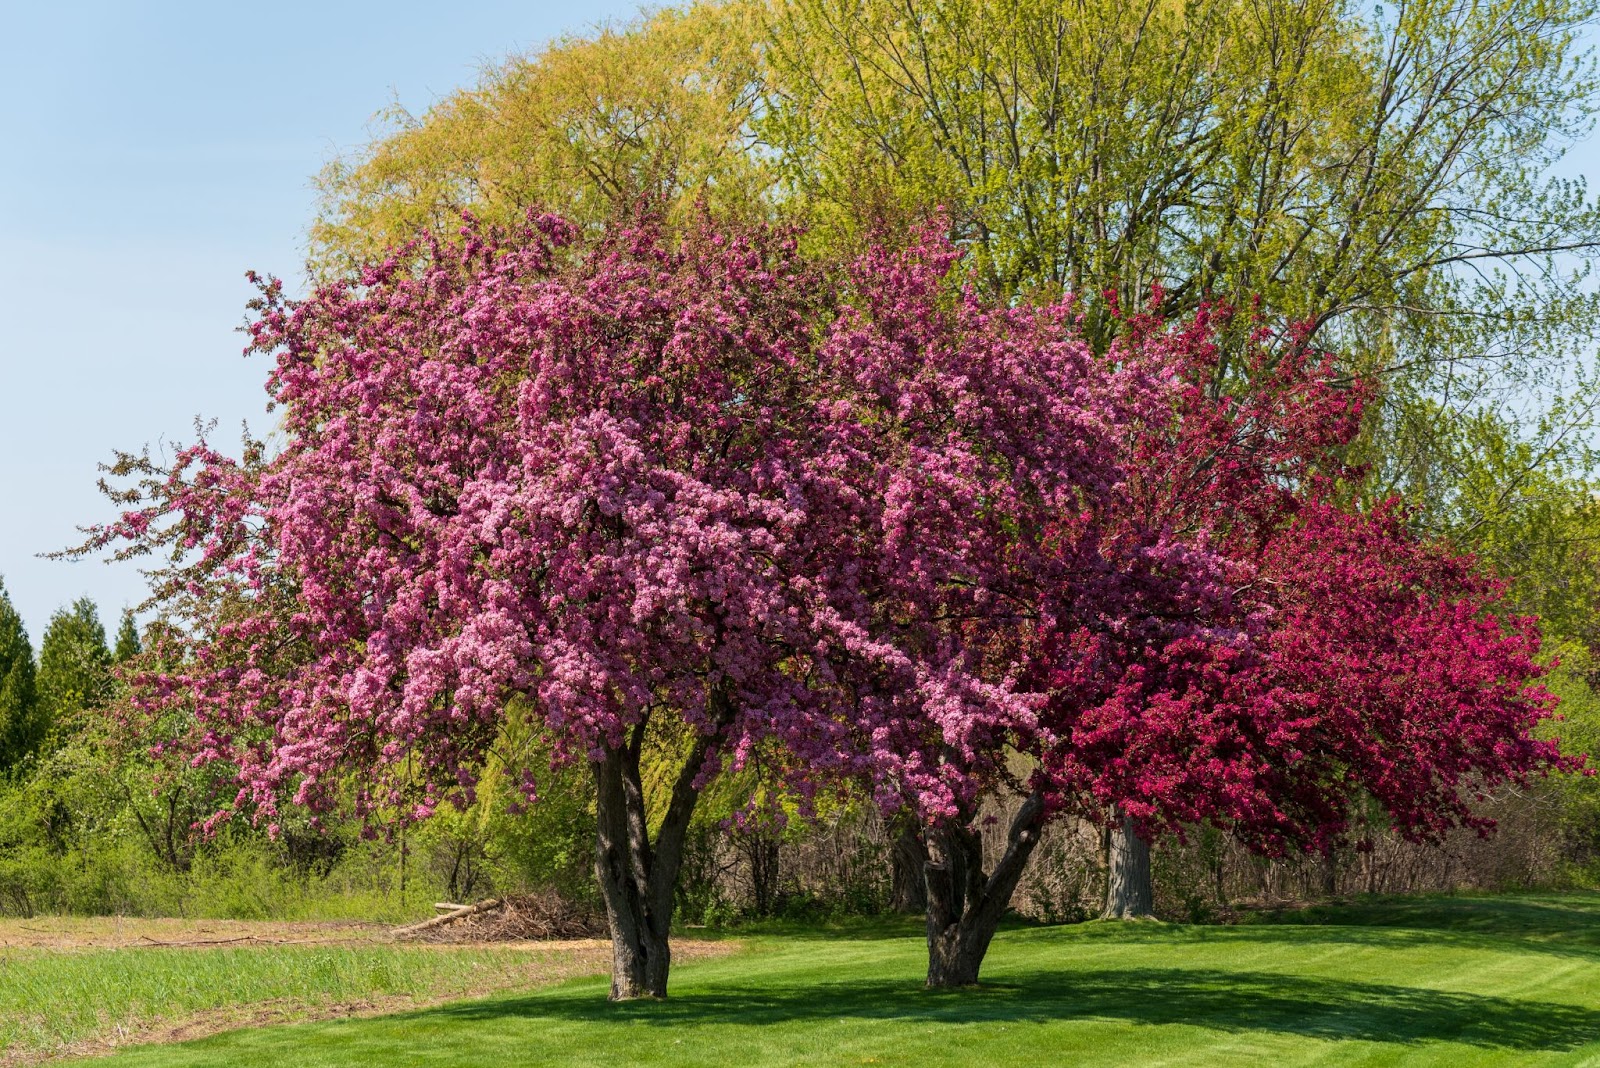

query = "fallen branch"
[391, 898, 503, 938]
[133, 935, 332, 948]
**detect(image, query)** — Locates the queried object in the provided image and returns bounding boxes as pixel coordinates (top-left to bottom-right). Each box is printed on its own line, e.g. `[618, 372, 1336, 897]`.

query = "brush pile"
[392, 890, 605, 943]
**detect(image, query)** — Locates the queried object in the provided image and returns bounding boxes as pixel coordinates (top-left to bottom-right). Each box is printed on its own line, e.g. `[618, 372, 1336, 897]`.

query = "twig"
[133, 935, 333, 948]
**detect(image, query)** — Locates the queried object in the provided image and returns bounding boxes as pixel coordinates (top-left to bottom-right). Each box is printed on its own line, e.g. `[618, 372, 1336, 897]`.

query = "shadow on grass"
[687, 893, 1600, 953]
[425, 966, 1600, 1053]
[687, 918, 1047, 944]
[678, 915, 929, 943]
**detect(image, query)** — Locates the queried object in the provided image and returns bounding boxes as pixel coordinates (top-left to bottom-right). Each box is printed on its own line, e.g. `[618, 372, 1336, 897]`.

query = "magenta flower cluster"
[91, 212, 1576, 852]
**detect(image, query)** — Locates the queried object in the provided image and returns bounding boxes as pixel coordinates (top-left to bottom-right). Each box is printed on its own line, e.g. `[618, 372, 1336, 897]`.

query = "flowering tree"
[1072, 309, 1370, 919]
[81, 212, 909, 1000]
[1058, 313, 1578, 924]
[794, 237, 1251, 984]
[815, 242, 1573, 986]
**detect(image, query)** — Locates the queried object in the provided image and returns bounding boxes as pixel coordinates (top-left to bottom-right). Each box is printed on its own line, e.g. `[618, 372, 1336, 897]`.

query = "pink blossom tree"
[797, 236, 1199, 984]
[82, 212, 910, 999]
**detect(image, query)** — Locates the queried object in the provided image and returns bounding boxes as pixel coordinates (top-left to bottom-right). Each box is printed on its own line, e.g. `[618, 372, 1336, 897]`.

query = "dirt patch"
[0, 917, 385, 952]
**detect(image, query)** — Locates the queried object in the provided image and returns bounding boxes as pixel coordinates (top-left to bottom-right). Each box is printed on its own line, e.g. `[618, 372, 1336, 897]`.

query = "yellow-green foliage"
[412, 698, 597, 902]
[1543, 643, 1600, 877]
[768, 0, 1366, 306]
[314, 0, 1600, 376]
[766, 0, 1600, 355]
[310, 2, 773, 276]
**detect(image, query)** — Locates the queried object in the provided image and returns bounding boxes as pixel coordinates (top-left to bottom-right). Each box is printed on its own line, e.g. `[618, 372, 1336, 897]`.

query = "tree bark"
[1102, 807, 1154, 919]
[923, 792, 1045, 988]
[889, 824, 928, 914]
[592, 688, 729, 1000]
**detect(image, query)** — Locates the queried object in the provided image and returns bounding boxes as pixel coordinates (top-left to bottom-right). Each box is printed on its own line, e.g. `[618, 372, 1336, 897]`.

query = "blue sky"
[0, 1, 641, 641]
[1, 5, 1598, 644]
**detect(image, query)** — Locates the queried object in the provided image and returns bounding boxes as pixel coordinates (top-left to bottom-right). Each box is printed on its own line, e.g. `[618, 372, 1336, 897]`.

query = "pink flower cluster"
[89, 211, 1575, 851]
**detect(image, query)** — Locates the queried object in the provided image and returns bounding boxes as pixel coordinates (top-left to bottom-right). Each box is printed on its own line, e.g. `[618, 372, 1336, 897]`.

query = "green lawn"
[69, 893, 1600, 1066]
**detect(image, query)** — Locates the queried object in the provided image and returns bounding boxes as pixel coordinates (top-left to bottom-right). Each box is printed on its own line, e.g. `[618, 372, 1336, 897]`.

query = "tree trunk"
[592, 688, 729, 1001]
[742, 832, 781, 917]
[923, 793, 1045, 988]
[889, 824, 928, 914]
[1102, 807, 1153, 919]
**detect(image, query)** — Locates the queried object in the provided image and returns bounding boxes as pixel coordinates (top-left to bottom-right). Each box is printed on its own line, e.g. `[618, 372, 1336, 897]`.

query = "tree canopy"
[309, 2, 771, 277]
[36, 598, 112, 734]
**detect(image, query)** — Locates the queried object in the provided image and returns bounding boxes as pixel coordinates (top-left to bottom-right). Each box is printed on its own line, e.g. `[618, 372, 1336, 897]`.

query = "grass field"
[12, 892, 1600, 1066]
[0, 919, 729, 1065]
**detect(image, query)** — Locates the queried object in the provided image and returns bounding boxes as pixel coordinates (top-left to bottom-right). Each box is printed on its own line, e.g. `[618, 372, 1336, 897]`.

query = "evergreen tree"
[36, 598, 112, 738]
[112, 610, 141, 664]
[0, 577, 40, 772]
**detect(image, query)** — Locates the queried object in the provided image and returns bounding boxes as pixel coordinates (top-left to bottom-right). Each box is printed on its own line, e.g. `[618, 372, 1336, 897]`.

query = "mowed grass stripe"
[0, 941, 621, 1063]
[69, 893, 1600, 1068]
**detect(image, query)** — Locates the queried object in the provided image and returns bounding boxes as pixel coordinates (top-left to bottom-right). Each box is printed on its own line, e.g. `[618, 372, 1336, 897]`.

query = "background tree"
[766, 0, 1600, 354]
[35, 598, 112, 738]
[0, 579, 39, 774]
[309, 1, 771, 276]
[112, 610, 141, 665]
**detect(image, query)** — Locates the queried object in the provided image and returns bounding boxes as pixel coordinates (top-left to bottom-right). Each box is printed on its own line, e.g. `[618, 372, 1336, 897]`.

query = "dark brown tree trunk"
[889, 823, 928, 914]
[742, 832, 782, 917]
[923, 793, 1045, 988]
[592, 689, 729, 1001]
[1321, 849, 1338, 898]
[1102, 807, 1153, 919]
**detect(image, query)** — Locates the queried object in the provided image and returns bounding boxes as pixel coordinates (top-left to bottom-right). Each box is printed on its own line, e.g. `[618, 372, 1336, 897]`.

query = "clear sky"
[0, 0, 642, 642]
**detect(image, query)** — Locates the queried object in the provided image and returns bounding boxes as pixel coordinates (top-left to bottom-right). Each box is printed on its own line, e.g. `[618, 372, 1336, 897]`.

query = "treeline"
[0, 580, 1594, 928]
[0, 580, 603, 919]
[0, 588, 129, 770]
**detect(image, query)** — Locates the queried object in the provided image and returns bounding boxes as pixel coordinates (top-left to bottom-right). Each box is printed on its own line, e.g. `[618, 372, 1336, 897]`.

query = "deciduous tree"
[310, 2, 771, 276]
[818, 240, 1572, 983]
[79, 211, 908, 1000]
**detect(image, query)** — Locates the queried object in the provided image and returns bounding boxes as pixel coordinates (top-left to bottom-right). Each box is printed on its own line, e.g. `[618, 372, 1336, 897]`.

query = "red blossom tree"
[816, 241, 1574, 986]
